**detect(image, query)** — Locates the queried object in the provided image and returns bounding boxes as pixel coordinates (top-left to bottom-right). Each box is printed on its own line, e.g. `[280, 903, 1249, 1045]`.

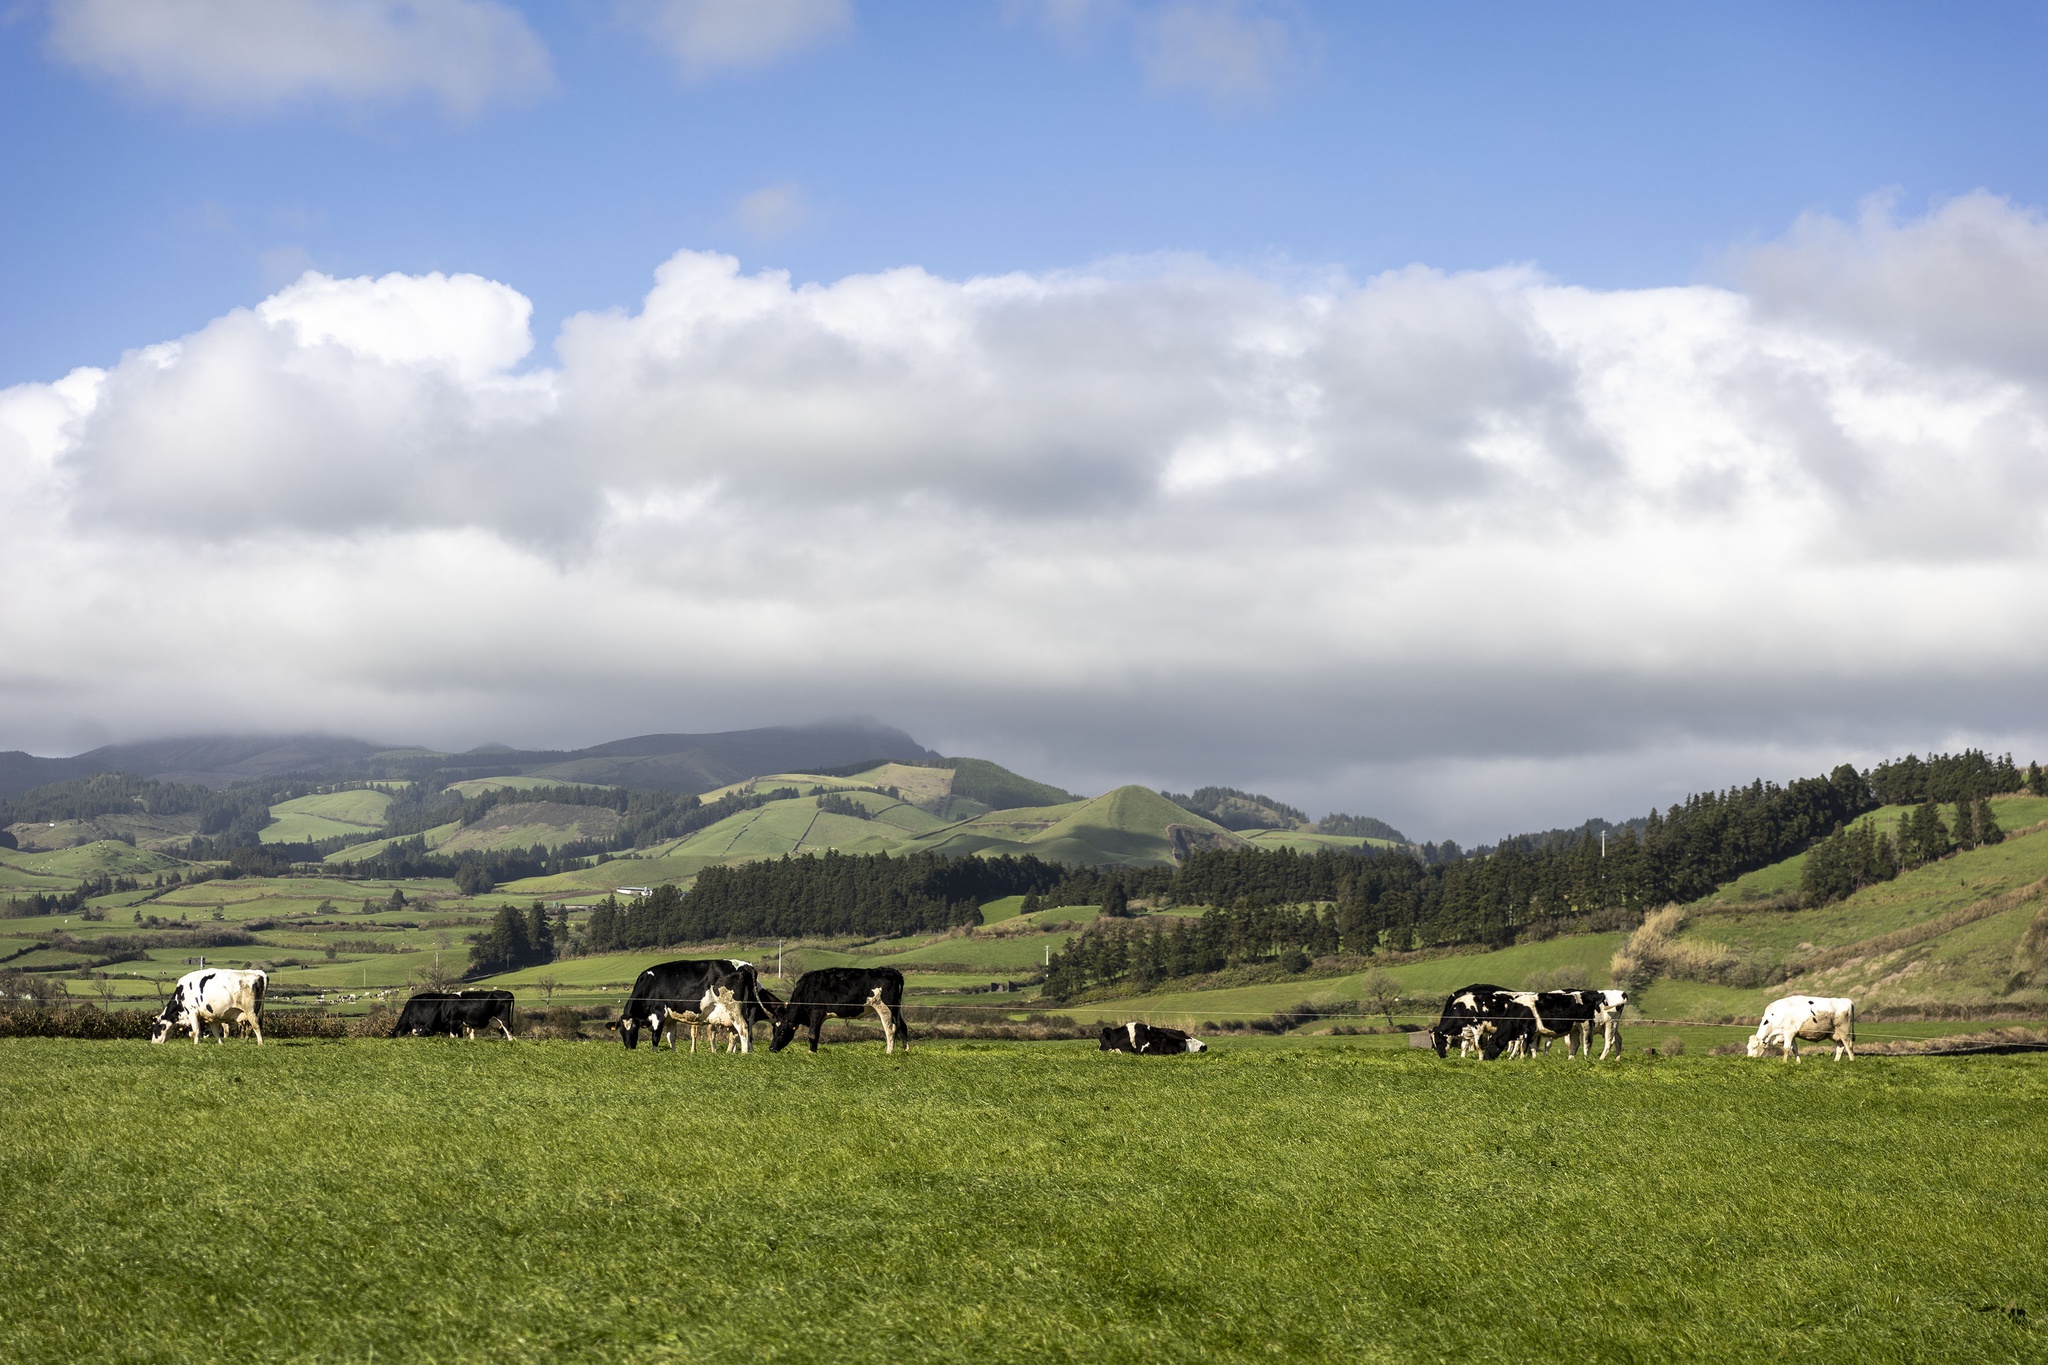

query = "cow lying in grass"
[1747, 995, 1856, 1061]
[768, 967, 909, 1053]
[151, 968, 267, 1044]
[1099, 1021, 1206, 1055]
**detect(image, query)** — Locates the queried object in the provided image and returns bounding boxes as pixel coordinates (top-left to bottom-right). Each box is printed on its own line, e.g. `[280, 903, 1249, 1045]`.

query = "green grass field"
[1, 1039, 2041, 1361]
[259, 790, 395, 844]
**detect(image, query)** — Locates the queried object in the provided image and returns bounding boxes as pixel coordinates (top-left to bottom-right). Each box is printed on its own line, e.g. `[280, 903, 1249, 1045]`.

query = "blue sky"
[3, 2, 2048, 840]
[7, 3, 2046, 385]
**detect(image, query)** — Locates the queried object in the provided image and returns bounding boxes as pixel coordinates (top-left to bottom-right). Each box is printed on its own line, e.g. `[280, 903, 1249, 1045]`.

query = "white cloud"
[624, 0, 851, 78]
[46, 0, 553, 114]
[4, 196, 2048, 837]
[727, 182, 812, 239]
[1135, 0, 1301, 99]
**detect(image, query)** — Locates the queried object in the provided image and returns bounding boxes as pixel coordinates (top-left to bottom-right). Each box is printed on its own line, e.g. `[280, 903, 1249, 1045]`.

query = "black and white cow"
[1099, 1021, 1206, 1055]
[609, 959, 768, 1050]
[1497, 990, 1599, 1059]
[767, 967, 909, 1053]
[1589, 989, 1629, 1059]
[1428, 983, 1513, 1058]
[151, 968, 267, 1044]
[393, 989, 515, 1040]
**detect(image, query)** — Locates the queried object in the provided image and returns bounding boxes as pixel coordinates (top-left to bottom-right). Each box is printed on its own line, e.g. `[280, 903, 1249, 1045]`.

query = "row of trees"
[1799, 798, 2007, 907]
[466, 902, 566, 976]
[1867, 750, 2030, 806]
[582, 850, 1073, 951]
[1040, 763, 1887, 998]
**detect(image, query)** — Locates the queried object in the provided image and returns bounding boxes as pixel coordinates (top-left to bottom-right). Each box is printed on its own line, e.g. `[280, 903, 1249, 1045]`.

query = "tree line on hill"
[1798, 797, 2006, 908]
[581, 850, 1072, 950]
[1039, 757, 2018, 1000]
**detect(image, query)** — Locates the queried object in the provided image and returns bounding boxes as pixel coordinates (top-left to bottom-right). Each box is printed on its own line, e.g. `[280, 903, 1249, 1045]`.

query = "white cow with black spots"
[1747, 995, 1856, 1062]
[151, 968, 267, 1044]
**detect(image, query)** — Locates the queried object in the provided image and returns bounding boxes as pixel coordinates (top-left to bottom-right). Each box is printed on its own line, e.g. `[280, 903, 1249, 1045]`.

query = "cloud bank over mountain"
[4, 194, 2044, 839]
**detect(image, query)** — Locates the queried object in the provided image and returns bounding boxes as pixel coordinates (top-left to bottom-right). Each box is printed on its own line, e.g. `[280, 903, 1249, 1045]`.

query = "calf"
[658, 1006, 720, 1053]
[768, 967, 909, 1053]
[1502, 990, 1603, 1059]
[1098, 1021, 1206, 1055]
[152, 968, 267, 1045]
[1747, 995, 1856, 1062]
[610, 959, 766, 1050]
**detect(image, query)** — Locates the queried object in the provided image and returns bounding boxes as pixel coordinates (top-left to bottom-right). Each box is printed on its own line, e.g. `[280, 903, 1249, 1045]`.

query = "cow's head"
[148, 992, 187, 1044]
[613, 1010, 660, 1049]
[1745, 1034, 1766, 1058]
[767, 1019, 799, 1053]
[1098, 1026, 1120, 1051]
[1183, 1037, 1207, 1053]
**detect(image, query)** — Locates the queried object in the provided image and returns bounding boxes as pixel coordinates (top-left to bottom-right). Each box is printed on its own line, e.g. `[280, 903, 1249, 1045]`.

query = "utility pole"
[1600, 830, 1607, 858]
[777, 940, 784, 980]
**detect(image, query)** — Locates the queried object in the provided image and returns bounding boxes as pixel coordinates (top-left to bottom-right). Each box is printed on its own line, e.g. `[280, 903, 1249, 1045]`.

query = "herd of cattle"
[146, 963, 1859, 1063]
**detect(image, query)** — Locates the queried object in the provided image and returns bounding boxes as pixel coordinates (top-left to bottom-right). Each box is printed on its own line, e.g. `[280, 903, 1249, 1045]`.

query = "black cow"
[767, 967, 909, 1053]
[610, 959, 768, 1050]
[1099, 1021, 1206, 1055]
[393, 989, 515, 1040]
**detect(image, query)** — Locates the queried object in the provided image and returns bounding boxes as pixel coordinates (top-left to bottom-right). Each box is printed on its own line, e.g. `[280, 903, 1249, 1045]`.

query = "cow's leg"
[807, 1007, 824, 1053]
[250, 1014, 263, 1045]
[867, 989, 895, 1054]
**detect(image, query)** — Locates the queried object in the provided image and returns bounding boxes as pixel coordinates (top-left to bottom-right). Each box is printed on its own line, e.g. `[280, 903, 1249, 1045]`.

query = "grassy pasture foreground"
[2, 1042, 2043, 1363]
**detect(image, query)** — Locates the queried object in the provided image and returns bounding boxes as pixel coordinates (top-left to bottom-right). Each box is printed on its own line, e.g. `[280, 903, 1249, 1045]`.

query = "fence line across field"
[246, 1001, 2039, 1044]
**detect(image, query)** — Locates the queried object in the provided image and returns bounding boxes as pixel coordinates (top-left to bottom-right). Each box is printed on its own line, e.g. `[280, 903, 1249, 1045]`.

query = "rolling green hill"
[497, 784, 1237, 897]
[435, 802, 623, 854]
[444, 776, 609, 797]
[0, 840, 185, 889]
[260, 790, 394, 844]
[323, 820, 460, 863]
[1044, 794, 2048, 1041]
[907, 786, 1241, 867]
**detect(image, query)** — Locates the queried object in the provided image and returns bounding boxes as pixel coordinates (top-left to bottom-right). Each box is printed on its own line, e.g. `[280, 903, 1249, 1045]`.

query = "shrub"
[1522, 964, 1591, 993]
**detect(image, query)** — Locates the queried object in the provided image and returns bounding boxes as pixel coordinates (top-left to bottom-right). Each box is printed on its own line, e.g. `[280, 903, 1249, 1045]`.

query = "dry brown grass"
[1611, 905, 1746, 989]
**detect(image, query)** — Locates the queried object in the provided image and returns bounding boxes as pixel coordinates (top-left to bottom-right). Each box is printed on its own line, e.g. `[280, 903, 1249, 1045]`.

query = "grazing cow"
[609, 959, 768, 1050]
[393, 989, 515, 1039]
[1590, 989, 1629, 1059]
[1098, 1021, 1207, 1055]
[767, 967, 909, 1053]
[1747, 996, 1856, 1062]
[1499, 990, 1611, 1059]
[151, 968, 267, 1045]
[1428, 984, 1512, 1058]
